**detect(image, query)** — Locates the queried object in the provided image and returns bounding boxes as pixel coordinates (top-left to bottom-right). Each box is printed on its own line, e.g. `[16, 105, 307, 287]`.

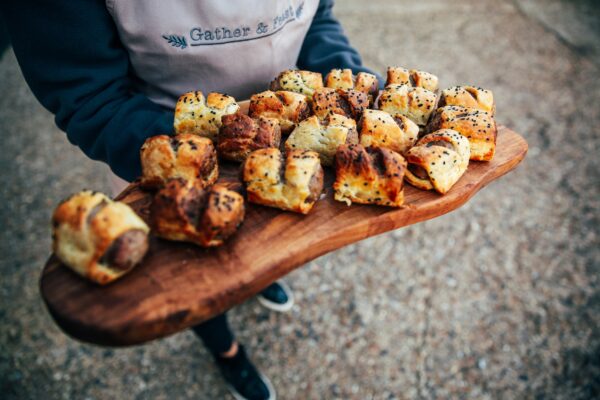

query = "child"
[1, 1, 378, 399]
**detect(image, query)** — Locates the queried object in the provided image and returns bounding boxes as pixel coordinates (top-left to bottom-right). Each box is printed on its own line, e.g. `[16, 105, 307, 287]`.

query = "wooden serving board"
[40, 126, 527, 347]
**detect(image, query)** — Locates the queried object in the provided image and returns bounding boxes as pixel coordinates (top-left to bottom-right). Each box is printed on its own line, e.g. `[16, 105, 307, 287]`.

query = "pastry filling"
[304, 167, 324, 203]
[180, 186, 208, 228]
[425, 140, 454, 150]
[345, 127, 359, 144]
[408, 164, 429, 180]
[336, 95, 353, 118]
[100, 229, 149, 271]
[366, 147, 386, 176]
[465, 87, 480, 102]
[278, 154, 287, 184]
[87, 200, 109, 223]
[393, 116, 406, 131]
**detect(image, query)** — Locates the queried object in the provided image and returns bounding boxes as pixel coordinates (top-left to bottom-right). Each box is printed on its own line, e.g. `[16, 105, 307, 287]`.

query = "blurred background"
[1, 0, 599, 399]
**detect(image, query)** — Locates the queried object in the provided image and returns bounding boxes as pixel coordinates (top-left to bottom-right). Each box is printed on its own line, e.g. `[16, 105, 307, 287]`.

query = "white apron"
[105, 0, 319, 194]
[106, 0, 319, 107]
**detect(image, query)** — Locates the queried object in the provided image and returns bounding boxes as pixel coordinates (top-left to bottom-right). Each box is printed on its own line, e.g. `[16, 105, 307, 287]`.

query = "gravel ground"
[1, 0, 599, 399]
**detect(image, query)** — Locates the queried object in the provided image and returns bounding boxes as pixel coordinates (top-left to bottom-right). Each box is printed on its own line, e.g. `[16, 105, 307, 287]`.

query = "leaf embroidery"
[162, 34, 187, 49]
[295, 2, 304, 18]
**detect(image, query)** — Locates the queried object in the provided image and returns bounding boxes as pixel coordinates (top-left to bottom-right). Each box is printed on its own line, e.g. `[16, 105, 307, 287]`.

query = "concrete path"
[1, 0, 598, 399]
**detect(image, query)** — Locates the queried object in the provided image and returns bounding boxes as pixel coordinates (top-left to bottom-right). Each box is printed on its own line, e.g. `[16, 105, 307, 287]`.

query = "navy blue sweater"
[1, 0, 378, 181]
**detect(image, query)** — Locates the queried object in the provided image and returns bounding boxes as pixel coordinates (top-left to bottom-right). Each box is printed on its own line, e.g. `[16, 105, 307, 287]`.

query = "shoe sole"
[257, 280, 294, 313]
[226, 371, 276, 400]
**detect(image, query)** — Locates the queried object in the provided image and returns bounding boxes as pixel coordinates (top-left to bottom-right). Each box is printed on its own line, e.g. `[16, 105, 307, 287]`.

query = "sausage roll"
[243, 148, 324, 214]
[248, 90, 311, 134]
[174, 91, 240, 141]
[311, 87, 369, 122]
[378, 84, 438, 127]
[427, 105, 497, 161]
[333, 144, 407, 207]
[52, 190, 150, 285]
[140, 134, 218, 189]
[385, 67, 439, 92]
[359, 109, 419, 155]
[217, 113, 281, 162]
[285, 114, 358, 166]
[404, 129, 470, 194]
[151, 179, 245, 247]
[438, 86, 495, 115]
[325, 69, 379, 103]
[270, 69, 324, 97]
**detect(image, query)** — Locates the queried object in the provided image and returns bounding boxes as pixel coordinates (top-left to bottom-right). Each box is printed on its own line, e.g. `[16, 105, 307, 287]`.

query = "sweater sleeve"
[297, 0, 382, 82]
[0, 0, 173, 182]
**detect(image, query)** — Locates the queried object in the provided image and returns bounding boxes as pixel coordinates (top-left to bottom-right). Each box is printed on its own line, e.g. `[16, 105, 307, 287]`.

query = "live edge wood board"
[40, 126, 527, 347]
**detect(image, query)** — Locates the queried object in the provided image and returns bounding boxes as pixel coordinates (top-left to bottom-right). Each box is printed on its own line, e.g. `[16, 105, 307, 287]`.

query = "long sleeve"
[0, 0, 173, 182]
[297, 0, 381, 81]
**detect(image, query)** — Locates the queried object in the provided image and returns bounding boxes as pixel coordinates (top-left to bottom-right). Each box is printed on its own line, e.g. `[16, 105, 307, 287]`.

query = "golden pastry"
[140, 134, 218, 189]
[174, 91, 239, 141]
[325, 68, 379, 104]
[311, 87, 368, 122]
[359, 109, 419, 155]
[52, 190, 149, 285]
[378, 84, 438, 127]
[270, 69, 324, 97]
[151, 179, 245, 247]
[404, 129, 470, 194]
[217, 113, 281, 162]
[243, 148, 324, 214]
[285, 114, 358, 166]
[385, 66, 439, 92]
[248, 90, 310, 134]
[333, 144, 407, 207]
[438, 86, 495, 114]
[428, 105, 497, 161]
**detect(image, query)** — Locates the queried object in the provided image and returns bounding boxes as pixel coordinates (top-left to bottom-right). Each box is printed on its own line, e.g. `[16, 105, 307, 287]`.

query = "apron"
[105, 0, 319, 195]
[106, 0, 319, 108]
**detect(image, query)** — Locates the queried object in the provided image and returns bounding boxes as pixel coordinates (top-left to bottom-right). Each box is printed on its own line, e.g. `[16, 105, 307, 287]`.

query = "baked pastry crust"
[427, 105, 497, 161]
[438, 86, 495, 114]
[285, 114, 358, 166]
[325, 69, 379, 104]
[52, 190, 150, 285]
[385, 67, 439, 92]
[140, 134, 218, 189]
[378, 84, 438, 127]
[311, 87, 369, 122]
[359, 109, 419, 155]
[333, 144, 407, 207]
[217, 113, 281, 162]
[270, 69, 324, 97]
[404, 129, 470, 194]
[174, 91, 240, 141]
[248, 90, 311, 134]
[243, 148, 324, 214]
[151, 179, 245, 247]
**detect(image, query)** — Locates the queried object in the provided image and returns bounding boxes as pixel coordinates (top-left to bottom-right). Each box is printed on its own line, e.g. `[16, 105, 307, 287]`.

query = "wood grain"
[40, 126, 527, 347]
